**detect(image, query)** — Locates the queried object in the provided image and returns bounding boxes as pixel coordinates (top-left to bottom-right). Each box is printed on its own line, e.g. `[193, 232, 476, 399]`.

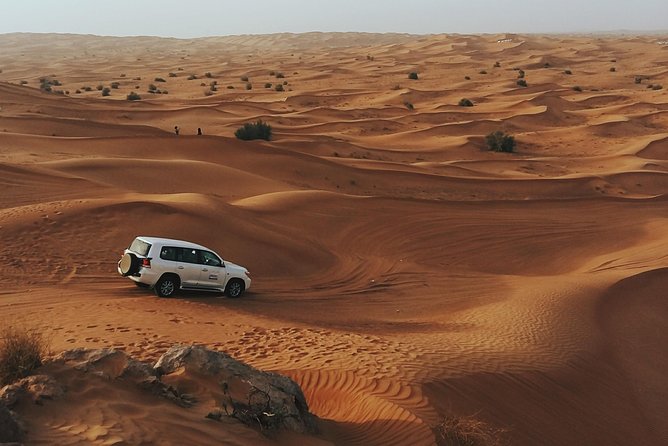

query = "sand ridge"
[1, 32, 667, 445]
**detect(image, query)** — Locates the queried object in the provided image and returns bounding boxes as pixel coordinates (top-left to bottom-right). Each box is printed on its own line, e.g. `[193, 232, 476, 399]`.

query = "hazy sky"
[1, 0, 667, 37]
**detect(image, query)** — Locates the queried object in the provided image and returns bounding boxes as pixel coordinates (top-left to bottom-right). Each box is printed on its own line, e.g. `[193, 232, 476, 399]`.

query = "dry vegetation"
[0, 324, 49, 385]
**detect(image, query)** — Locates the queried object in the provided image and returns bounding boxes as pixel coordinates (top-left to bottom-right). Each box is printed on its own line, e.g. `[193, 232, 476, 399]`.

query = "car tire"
[225, 279, 245, 298]
[155, 274, 179, 298]
[119, 253, 141, 276]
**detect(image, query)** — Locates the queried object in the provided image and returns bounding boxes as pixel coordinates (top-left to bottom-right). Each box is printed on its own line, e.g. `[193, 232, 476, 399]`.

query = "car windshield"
[129, 238, 151, 256]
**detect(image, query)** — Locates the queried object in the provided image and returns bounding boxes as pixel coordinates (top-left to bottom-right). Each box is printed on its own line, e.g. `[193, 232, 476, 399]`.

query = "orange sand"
[0, 32, 667, 445]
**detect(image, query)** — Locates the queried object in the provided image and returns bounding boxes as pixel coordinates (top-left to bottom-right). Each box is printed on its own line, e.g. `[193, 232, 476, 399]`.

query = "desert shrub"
[516, 79, 528, 87]
[517, 70, 525, 79]
[235, 120, 272, 141]
[148, 84, 157, 92]
[120, 73, 126, 77]
[133, 76, 141, 80]
[493, 61, 501, 68]
[609, 67, 616, 72]
[102, 87, 111, 96]
[187, 74, 197, 80]
[652, 84, 663, 90]
[564, 69, 572, 75]
[210, 84, 218, 92]
[264, 82, 272, 88]
[127, 91, 141, 101]
[96, 84, 104, 91]
[0, 324, 48, 385]
[246, 83, 253, 90]
[20, 80, 28, 85]
[269, 70, 276, 76]
[408, 72, 419, 80]
[75, 89, 81, 94]
[275, 84, 284, 92]
[275, 72, 285, 78]
[200, 82, 206, 87]
[84, 86, 93, 92]
[572, 85, 583, 92]
[404, 101, 414, 110]
[227, 85, 235, 89]
[465, 76, 471, 80]
[39, 78, 60, 92]
[434, 414, 506, 446]
[543, 62, 550, 68]
[205, 72, 212, 78]
[635, 76, 643, 84]
[486, 131, 515, 153]
[479, 70, 487, 75]
[110, 82, 120, 89]
[459, 98, 474, 107]
[168, 72, 177, 77]
[154, 77, 166, 82]
[241, 75, 249, 82]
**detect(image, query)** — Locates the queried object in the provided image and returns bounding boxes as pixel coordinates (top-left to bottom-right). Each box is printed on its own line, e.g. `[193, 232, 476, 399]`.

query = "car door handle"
[177, 266, 184, 269]
[202, 268, 208, 272]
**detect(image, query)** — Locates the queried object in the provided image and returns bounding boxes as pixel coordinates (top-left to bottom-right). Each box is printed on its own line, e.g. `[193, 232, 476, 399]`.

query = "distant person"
[197, 127, 203, 135]
[174, 126, 180, 135]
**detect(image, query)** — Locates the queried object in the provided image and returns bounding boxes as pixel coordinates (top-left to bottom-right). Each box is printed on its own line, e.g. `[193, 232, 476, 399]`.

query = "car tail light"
[141, 258, 151, 268]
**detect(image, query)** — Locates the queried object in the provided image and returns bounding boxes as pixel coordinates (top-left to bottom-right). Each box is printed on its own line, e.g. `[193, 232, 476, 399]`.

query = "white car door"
[176, 247, 202, 287]
[196, 250, 226, 290]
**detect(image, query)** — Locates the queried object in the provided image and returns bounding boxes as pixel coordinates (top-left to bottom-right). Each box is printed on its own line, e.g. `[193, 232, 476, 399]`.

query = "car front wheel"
[225, 279, 245, 298]
[155, 275, 179, 298]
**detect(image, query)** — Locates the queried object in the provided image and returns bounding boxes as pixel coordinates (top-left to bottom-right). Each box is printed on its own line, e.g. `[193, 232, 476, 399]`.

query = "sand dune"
[1, 32, 667, 445]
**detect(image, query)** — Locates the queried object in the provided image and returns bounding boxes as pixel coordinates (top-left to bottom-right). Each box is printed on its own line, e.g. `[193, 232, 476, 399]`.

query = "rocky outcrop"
[2, 345, 317, 437]
[155, 345, 317, 434]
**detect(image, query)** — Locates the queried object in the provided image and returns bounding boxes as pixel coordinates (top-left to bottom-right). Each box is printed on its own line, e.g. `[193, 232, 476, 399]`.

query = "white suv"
[118, 236, 251, 298]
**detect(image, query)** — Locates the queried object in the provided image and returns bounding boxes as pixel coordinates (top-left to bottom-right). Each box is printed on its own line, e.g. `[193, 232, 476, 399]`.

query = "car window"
[129, 238, 151, 256]
[179, 248, 199, 264]
[199, 250, 222, 267]
[160, 246, 178, 261]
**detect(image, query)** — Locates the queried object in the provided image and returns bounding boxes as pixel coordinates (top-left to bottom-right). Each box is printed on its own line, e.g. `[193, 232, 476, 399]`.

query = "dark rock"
[19, 375, 64, 404]
[0, 403, 22, 443]
[0, 384, 24, 409]
[154, 345, 317, 434]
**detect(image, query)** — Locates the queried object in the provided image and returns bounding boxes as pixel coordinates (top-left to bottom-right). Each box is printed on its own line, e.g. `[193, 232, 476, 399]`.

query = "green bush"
[168, 72, 177, 77]
[404, 101, 414, 110]
[517, 70, 525, 79]
[275, 84, 284, 92]
[264, 82, 272, 88]
[517, 79, 528, 87]
[486, 131, 515, 153]
[408, 72, 419, 80]
[110, 82, 120, 89]
[241, 75, 249, 82]
[127, 91, 141, 101]
[154, 77, 166, 82]
[102, 87, 111, 96]
[459, 98, 474, 107]
[0, 325, 48, 385]
[187, 74, 197, 80]
[205, 72, 213, 78]
[235, 120, 272, 141]
[572, 85, 582, 92]
[245, 83, 253, 90]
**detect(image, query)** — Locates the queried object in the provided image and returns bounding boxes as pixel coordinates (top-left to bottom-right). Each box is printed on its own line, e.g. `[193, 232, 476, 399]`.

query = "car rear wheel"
[225, 279, 245, 298]
[119, 253, 141, 276]
[155, 275, 179, 298]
